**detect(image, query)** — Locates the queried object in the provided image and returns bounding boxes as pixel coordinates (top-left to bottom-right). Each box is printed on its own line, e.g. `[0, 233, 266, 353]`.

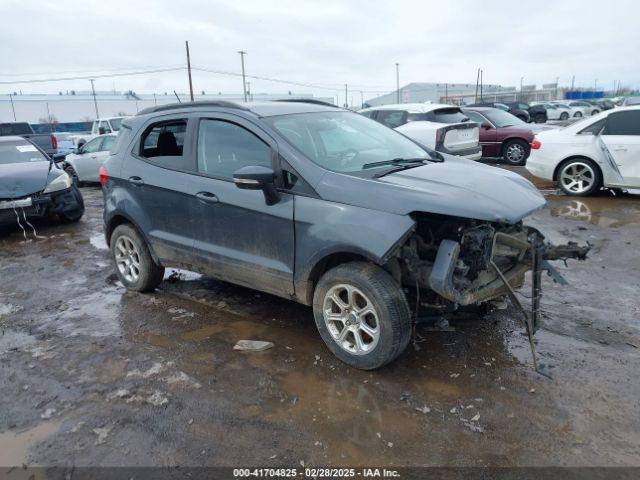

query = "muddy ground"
[1, 170, 639, 469]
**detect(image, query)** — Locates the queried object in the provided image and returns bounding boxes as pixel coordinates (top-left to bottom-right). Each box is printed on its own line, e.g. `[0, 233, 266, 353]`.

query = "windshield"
[266, 111, 431, 172]
[0, 141, 49, 165]
[483, 109, 525, 127]
[109, 118, 123, 131]
[625, 97, 640, 105]
[493, 103, 509, 111]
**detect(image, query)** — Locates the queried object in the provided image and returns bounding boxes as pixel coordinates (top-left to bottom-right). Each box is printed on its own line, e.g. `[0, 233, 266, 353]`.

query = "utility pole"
[480, 70, 483, 102]
[520, 76, 524, 101]
[89, 79, 99, 118]
[395, 63, 400, 103]
[594, 79, 597, 92]
[570, 75, 575, 92]
[444, 83, 448, 103]
[153, 93, 157, 105]
[344, 84, 348, 108]
[474, 68, 480, 102]
[8, 93, 16, 121]
[359, 90, 364, 109]
[555, 77, 559, 100]
[185, 41, 194, 102]
[247, 81, 251, 101]
[238, 50, 247, 102]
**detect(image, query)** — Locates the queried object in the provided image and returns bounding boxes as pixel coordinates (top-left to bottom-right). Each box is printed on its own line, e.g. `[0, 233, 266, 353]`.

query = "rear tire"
[502, 139, 529, 166]
[534, 113, 546, 123]
[557, 158, 601, 196]
[110, 224, 164, 292]
[574, 111, 583, 118]
[592, 110, 600, 116]
[312, 261, 412, 370]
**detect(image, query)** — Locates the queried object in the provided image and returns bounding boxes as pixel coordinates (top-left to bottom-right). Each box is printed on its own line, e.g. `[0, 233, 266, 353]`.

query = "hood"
[501, 124, 536, 139]
[317, 155, 546, 224]
[0, 160, 51, 199]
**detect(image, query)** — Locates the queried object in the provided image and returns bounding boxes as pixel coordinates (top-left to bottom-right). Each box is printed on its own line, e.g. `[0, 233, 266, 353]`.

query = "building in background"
[0, 91, 335, 124]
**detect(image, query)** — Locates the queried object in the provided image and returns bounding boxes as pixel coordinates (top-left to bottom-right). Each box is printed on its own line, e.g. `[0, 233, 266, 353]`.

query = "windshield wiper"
[362, 158, 427, 170]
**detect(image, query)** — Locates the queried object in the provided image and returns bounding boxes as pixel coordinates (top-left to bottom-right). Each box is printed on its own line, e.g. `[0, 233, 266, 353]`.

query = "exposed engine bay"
[387, 212, 590, 330]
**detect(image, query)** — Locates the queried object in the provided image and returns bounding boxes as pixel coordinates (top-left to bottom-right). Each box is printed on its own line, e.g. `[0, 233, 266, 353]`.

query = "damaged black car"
[0, 136, 84, 231]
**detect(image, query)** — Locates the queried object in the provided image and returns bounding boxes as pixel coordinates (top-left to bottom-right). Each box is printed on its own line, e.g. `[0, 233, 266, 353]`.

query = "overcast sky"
[2, 0, 638, 101]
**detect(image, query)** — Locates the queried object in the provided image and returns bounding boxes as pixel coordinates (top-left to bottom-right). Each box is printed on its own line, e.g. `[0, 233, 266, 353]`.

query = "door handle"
[128, 176, 144, 186]
[613, 148, 627, 152]
[91, 155, 97, 159]
[196, 191, 219, 204]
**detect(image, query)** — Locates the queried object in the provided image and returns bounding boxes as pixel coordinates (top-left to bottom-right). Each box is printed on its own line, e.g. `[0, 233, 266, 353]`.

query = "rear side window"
[110, 123, 132, 155]
[602, 111, 640, 135]
[83, 137, 103, 153]
[197, 119, 271, 180]
[140, 121, 187, 158]
[427, 108, 469, 123]
[375, 110, 407, 128]
[578, 118, 606, 135]
[0, 123, 33, 136]
[102, 136, 116, 151]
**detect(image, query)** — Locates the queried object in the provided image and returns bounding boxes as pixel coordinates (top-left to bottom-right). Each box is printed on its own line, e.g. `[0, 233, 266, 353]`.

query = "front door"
[189, 115, 295, 298]
[600, 110, 640, 187]
[74, 136, 103, 181]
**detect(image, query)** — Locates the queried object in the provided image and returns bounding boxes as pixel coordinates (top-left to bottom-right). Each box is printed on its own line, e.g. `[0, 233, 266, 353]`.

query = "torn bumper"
[428, 225, 589, 322]
[0, 186, 83, 225]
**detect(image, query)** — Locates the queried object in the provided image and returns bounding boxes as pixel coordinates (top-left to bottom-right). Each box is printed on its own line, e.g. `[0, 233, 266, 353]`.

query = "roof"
[461, 106, 495, 113]
[136, 99, 341, 118]
[360, 103, 458, 114]
[0, 136, 30, 143]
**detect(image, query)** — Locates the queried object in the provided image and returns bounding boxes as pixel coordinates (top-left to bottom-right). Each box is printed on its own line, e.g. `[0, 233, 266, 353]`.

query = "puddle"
[0, 421, 61, 466]
[0, 330, 37, 354]
[89, 233, 108, 250]
[548, 196, 640, 227]
[0, 302, 21, 318]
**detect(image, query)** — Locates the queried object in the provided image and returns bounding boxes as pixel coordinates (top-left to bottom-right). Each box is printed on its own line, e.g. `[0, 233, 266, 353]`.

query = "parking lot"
[1, 170, 639, 468]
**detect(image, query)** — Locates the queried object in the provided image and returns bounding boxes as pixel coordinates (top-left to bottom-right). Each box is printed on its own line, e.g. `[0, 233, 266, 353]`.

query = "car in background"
[530, 102, 572, 121]
[69, 117, 124, 147]
[593, 99, 615, 111]
[552, 101, 599, 117]
[52, 132, 76, 157]
[0, 122, 58, 158]
[0, 136, 84, 227]
[505, 102, 548, 124]
[468, 102, 530, 123]
[462, 107, 534, 165]
[622, 97, 640, 107]
[526, 106, 640, 196]
[101, 100, 586, 369]
[359, 103, 481, 160]
[62, 134, 116, 184]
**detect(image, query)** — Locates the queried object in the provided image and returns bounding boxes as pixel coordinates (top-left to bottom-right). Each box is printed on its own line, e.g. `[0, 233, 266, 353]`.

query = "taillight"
[531, 139, 541, 150]
[99, 166, 108, 187]
[435, 128, 444, 144]
[51, 134, 58, 150]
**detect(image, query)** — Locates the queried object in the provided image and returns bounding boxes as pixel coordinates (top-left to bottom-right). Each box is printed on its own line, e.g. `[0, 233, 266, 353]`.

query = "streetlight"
[520, 76, 524, 101]
[395, 63, 400, 103]
[238, 50, 247, 102]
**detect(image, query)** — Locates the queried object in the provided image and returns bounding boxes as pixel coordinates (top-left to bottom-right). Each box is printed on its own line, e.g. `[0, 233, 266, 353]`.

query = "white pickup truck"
[359, 103, 481, 160]
[70, 117, 125, 147]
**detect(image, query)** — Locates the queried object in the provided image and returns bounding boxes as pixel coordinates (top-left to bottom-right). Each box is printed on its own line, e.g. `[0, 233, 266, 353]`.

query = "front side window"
[375, 110, 407, 129]
[197, 119, 271, 180]
[578, 118, 606, 135]
[602, 111, 640, 136]
[266, 111, 430, 173]
[463, 111, 487, 124]
[98, 121, 112, 134]
[484, 109, 524, 127]
[428, 108, 469, 123]
[83, 137, 103, 153]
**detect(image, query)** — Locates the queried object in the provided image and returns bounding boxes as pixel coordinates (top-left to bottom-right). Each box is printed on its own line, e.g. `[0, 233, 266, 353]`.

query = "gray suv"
[102, 100, 586, 369]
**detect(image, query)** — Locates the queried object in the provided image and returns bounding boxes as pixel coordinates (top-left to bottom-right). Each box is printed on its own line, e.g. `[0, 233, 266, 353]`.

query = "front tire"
[560, 112, 569, 120]
[534, 113, 546, 123]
[574, 111, 583, 118]
[64, 165, 80, 186]
[312, 262, 412, 370]
[110, 224, 165, 292]
[57, 185, 84, 223]
[557, 158, 601, 196]
[502, 139, 529, 166]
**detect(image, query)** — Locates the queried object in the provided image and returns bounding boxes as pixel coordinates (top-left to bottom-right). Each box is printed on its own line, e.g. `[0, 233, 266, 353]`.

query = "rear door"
[121, 115, 200, 267]
[428, 108, 479, 152]
[188, 114, 295, 297]
[91, 135, 116, 181]
[600, 110, 640, 186]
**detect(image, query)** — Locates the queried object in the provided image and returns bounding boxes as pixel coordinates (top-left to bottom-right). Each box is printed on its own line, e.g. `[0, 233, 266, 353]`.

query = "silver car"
[63, 134, 116, 183]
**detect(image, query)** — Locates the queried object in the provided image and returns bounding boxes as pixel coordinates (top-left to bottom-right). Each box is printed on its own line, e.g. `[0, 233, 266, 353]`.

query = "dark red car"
[461, 107, 535, 165]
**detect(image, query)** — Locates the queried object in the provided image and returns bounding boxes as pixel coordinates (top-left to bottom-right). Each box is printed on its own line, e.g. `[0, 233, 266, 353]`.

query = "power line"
[0, 67, 186, 85]
[0, 64, 185, 78]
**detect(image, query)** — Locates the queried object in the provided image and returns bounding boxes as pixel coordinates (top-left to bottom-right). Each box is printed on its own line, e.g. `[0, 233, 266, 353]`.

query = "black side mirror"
[481, 121, 492, 130]
[98, 127, 106, 135]
[233, 165, 280, 205]
[75, 147, 83, 154]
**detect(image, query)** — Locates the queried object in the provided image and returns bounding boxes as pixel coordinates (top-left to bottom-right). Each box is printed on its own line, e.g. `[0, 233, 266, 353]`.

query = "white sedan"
[63, 134, 116, 183]
[526, 106, 640, 196]
[359, 103, 481, 160]
[531, 102, 572, 121]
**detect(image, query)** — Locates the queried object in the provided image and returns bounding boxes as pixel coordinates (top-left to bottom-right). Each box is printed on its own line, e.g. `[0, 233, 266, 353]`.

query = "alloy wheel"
[323, 284, 380, 355]
[114, 235, 141, 283]
[560, 162, 595, 194]
[505, 143, 525, 163]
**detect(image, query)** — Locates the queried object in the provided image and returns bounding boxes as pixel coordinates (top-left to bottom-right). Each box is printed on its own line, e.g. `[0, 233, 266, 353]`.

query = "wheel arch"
[105, 213, 161, 264]
[501, 137, 531, 155]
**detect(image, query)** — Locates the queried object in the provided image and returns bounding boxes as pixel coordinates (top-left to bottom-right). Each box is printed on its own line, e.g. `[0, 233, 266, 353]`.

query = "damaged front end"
[388, 213, 589, 333]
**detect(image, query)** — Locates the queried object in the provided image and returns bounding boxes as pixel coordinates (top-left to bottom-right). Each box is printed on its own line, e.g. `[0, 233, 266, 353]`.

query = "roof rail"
[137, 101, 249, 116]
[274, 99, 339, 108]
